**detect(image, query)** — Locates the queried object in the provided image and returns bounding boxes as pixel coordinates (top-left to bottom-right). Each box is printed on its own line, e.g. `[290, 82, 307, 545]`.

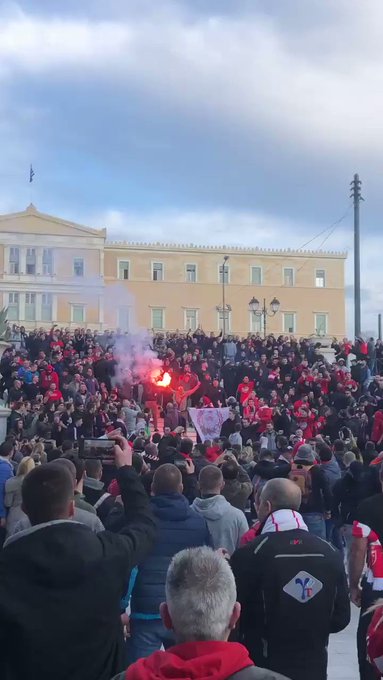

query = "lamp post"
[249, 296, 280, 339]
[222, 255, 229, 337]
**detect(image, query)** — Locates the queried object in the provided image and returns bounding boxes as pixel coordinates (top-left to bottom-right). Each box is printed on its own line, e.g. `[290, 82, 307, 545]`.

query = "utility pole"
[379, 313, 382, 341]
[222, 255, 229, 337]
[350, 174, 363, 338]
[262, 298, 267, 339]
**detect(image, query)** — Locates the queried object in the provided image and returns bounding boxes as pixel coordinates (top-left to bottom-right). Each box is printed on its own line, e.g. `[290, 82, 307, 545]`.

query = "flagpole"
[29, 164, 35, 204]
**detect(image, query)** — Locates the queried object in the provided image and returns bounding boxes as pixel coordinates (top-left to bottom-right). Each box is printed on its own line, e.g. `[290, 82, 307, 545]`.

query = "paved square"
[328, 605, 359, 680]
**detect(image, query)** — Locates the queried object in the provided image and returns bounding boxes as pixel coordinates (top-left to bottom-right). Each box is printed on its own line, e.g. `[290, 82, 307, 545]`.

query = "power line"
[296, 203, 352, 251]
[232, 203, 352, 299]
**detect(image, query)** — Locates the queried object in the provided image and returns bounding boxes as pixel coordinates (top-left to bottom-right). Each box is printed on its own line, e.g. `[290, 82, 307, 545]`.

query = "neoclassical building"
[0, 204, 347, 337]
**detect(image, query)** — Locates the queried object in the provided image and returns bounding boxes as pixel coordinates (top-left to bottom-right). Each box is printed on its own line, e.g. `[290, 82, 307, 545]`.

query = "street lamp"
[249, 296, 280, 338]
[221, 255, 229, 337]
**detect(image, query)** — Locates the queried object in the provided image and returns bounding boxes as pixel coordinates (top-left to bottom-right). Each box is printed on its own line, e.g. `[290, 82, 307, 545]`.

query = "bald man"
[231, 478, 350, 680]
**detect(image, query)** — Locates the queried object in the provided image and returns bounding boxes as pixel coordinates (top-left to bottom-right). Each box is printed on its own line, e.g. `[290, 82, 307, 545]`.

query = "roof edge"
[105, 241, 347, 258]
[0, 205, 106, 237]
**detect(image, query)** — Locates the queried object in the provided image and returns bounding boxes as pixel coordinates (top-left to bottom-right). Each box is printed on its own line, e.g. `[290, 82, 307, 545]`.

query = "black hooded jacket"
[332, 461, 365, 525]
[0, 466, 156, 680]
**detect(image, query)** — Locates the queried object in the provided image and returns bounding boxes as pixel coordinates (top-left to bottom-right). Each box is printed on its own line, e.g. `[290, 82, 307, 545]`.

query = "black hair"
[0, 440, 14, 458]
[179, 438, 193, 455]
[22, 464, 73, 526]
[221, 460, 239, 480]
[62, 453, 85, 484]
[46, 448, 62, 463]
[333, 439, 345, 453]
[260, 448, 274, 461]
[277, 436, 288, 450]
[365, 441, 376, 452]
[316, 442, 332, 462]
[61, 440, 74, 453]
[193, 443, 207, 458]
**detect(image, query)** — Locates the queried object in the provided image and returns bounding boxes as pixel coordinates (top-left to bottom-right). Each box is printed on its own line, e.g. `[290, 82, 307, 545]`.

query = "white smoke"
[113, 329, 162, 386]
[101, 281, 163, 386]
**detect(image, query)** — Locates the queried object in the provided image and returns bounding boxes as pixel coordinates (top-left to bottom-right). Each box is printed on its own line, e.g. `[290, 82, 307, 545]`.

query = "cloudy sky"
[0, 0, 382, 334]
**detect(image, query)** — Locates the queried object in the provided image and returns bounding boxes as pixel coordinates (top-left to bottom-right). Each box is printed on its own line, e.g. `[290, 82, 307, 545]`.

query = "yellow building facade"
[0, 204, 347, 337]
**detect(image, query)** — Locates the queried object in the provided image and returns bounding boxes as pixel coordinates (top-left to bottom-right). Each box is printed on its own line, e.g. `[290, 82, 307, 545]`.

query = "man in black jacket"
[0, 436, 156, 680]
[231, 478, 350, 680]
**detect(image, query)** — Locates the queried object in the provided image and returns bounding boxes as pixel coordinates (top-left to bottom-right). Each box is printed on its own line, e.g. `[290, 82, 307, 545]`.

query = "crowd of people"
[1, 324, 383, 679]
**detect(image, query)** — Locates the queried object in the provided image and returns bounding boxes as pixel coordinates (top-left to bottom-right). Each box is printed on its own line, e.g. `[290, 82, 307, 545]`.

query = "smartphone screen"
[78, 438, 116, 460]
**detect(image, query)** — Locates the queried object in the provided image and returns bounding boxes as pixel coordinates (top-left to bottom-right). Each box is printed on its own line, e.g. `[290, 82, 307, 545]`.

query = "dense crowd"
[1, 325, 383, 679]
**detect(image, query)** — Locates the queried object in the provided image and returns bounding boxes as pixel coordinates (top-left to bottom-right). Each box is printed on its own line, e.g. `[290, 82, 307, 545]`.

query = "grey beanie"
[295, 444, 316, 464]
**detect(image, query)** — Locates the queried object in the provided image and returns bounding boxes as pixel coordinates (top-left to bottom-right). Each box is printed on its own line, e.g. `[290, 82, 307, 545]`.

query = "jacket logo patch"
[283, 570, 323, 603]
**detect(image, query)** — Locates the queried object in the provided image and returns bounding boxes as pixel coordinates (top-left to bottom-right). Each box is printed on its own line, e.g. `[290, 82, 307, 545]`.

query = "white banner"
[188, 407, 230, 442]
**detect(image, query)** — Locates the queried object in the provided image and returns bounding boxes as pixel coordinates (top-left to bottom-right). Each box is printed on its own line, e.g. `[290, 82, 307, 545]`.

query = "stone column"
[0, 406, 11, 443]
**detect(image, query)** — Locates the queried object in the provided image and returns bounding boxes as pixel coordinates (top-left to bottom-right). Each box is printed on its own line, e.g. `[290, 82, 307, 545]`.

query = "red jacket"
[367, 603, 383, 676]
[45, 388, 63, 403]
[40, 367, 59, 390]
[240, 520, 262, 546]
[237, 382, 255, 404]
[256, 406, 273, 432]
[372, 411, 383, 444]
[124, 640, 256, 680]
[206, 445, 221, 463]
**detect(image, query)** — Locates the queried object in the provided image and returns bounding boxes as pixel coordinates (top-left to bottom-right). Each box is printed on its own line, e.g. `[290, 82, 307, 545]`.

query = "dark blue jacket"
[0, 458, 14, 519]
[131, 493, 211, 618]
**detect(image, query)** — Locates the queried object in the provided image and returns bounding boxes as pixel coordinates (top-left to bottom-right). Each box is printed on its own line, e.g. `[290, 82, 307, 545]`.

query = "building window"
[118, 307, 130, 331]
[283, 312, 296, 334]
[43, 249, 53, 275]
[26, 248, 36, 275]
[185, 309, 198, 331]
[251, 266, 262, 285]
[72, 304, 85, 324]
[9, 247, 19, 274]
[118, 261, 130, 280]
[186, 264, 197, 283]
[152, 262, 164, 281]
[25, 293, 36, 321]
[250, 312, 263, 334]
[73, 258, 84, 277]
[41, 293, 53, 322]
[315, 313, 328, 335]
[283, 267, 295, 287]
[315, 269, 326, 287]
[219, 264, 229, 284]
[7, 293, 19, 321]
[218, 309, 231, 332]
[151, 308, 164, 330]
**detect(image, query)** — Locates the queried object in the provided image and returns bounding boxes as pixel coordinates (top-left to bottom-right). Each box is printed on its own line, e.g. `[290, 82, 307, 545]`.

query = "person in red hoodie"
[40, 364, 59, 393]
[112, 546, 289, 680]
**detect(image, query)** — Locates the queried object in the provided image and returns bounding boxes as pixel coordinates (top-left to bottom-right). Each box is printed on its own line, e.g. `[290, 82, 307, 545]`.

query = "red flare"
[151, 369, 171, 388]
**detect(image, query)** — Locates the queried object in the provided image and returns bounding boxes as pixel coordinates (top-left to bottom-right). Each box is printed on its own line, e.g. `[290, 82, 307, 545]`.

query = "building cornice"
[105, 241, 347, 259]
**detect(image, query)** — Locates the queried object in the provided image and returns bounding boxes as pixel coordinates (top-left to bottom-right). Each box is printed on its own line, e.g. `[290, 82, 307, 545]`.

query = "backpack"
[289, 463, 313, 504]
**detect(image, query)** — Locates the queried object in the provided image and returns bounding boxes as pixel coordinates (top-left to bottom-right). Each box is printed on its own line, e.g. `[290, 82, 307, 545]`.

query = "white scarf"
[261, 509, 308, 535]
